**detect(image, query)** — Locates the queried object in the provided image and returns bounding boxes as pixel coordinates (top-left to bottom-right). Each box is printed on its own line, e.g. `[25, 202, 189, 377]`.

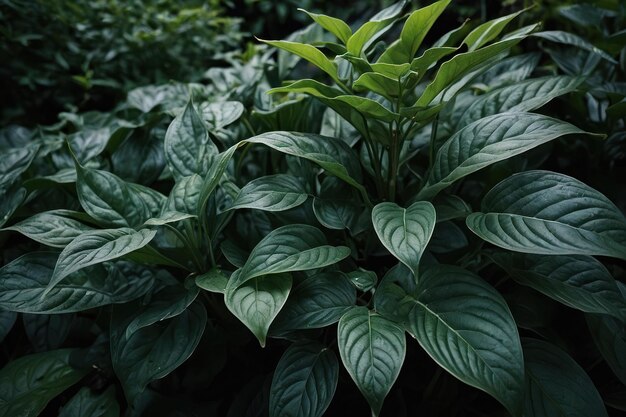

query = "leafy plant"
[1, 1, 625, 416]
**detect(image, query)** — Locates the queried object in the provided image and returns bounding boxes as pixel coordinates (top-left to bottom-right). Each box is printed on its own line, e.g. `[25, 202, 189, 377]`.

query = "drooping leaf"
[419, 113, 588, 199]
[371, 201, 436, 278]
[2, 210, 93, 248]
[49, 228, 158, 290]
[272, 272, 356, 332]
[0, 253, 154, 314]
[225, 271, 292, 347]
[378, 0, 450, 63]
[269, 341, 338, 417]
[491, 252, 626, 320]
[76, 163, 165, 228]
[229, 224, 350, 288]
[260, 40, 341, 84]
[58, 386, 119, 417]
[532, 30, 617, 63]
[110, 301, 206, 404]
[164, 99, 218, 179]
[299, 9, 352, 43]
[405, 265, 524, 416]
[229, 174, 308, 212]
[522, 338, 609, 417]
[0, 349, 87, 417]
[466, 170, 626, 260]
[456, 76, 584, 129]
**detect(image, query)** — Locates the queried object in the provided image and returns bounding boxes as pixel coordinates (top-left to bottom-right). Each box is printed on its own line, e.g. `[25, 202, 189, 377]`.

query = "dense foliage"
[1, 1, 625, 416]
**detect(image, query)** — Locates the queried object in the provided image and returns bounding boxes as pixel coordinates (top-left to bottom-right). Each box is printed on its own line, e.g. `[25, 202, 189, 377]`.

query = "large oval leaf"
[491, 252, 626, 320]
[0, 253, 154, 313]
[229, 174, 308, 212]
[405, 265, 524, 416]
[466, 170, 626, 259]
[269, 341, 338, 417]
[0, 349, 87, 417]
[164, 99, 218, 179]
[49, 228, 157, 290]
[271, 272, 356, 332]
[523, 338, 608, 417]
[372, 201, 436, 278]
[337, 306, 406, 416]
[2, 210, 93, 248]
[456, 76, 583, 129]
[225, 271, 292, 347]
[110, 301, 207, 404]
[229, 224, 351, 288]
[419, 113, 587, 199]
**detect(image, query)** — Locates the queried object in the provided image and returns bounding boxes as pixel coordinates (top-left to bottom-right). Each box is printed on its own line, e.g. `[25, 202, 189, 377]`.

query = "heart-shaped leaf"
[466, 170, 626, 260]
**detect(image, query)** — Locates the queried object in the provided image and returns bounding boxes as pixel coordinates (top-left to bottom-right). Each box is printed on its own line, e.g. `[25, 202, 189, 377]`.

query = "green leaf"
[463, 9, 525, 51]
[409, 46, 457, 80]
[110, 301, 206, 404]
[299, 9, 352, 43]
[164, 99, 218, 179]
[313, 197, 366, 234]
[142, 211, 196, 226]
[0, 253, 154, 314]
[466, 170, 626, 260]
[347, 269, 378, 292]
[269, 341, 338, 417]
[0, 146, 38, 191]
[225, 271, 291, 347]
[261, 40, 341, 84]
[457, 76, 584, 129]
[532, 30, 617, 64]
[523, 338, 608, 417]
[587, 306, 626, 385]
[199, 100, 244, 129]
[2, 210, 93, 248]
[76, 164, 165, 228]
[0, 187, 26, 228]
[165, 174, 203, 215]
[195, 268, 229, 294]
[0, 349, 87, 417]
[415, 28, 537, 107]
[23, 313, 72, 352]
[405, 265, 524, 416]
[419, 113, 588, 199]
[346, 1, 405, 56]
[272, 272, 356, 332]
[371, 201, 436, 278]
[197, 145, 238, 217]
[58, 386, 119, 417]
[491, 252, 626, 320]
[432, 194, 472, 222]
[353, 72, 400, 100]
[378, 0, 450, 63]
[337, 306, 406, 416]
[243, 131, 366, 201]
[49, 228, 157, 291]
[125, 285, 199, 338]
[230, 224, 351, 288]
[229, 174, 308, 212]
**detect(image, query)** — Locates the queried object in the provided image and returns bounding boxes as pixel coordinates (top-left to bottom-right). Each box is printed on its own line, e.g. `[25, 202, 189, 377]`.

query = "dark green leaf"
[229, 174, 308, 212]
[58, 386, 119, 417]
[2, 210, 93, 248]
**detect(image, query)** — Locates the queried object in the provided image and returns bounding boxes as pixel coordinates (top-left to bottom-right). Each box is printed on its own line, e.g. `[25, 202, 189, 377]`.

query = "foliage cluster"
[0, 1, 625, 416]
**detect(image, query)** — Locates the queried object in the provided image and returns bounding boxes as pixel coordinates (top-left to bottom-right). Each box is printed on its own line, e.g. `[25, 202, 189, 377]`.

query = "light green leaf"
[229, 174, 308, 212]
[261, 39, 340, 84]
[142, 211, 196, 226]
[0, 349, 87, 417]
[49, 228, 157, 291]
[492, 252, 626, 320]
[457, 76, 584, 128]
[2, 210, 93, 248]
[532, 30, 617, 64]
[346, 1, 405, 56]
[353, 72, 400, 99]
[466, 170, 626, 260]
[269, 341, 338, 417]
[164, 99, 218, 179]
[409, 46, 457, 80]
[337, 306, 406, 416]
[58, 386, 119, 417]
[0, 253, 154, 314]
[299, 9, 352, 43]
[110, 301, 206, 404]
[195, 268, 229, 294]
[405, 265, 524, 416]
[463, 9, 525, 51]
[372, 201, 436, 278]
[378, 0, 450, 63]
[523, 338, 608, 417]
[76, 164, 165, 228]
[419, 113, 588, 199]
[229, 224, 351, 288]
[225, 271, 292, 347]
[272, 272, 356, 332]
